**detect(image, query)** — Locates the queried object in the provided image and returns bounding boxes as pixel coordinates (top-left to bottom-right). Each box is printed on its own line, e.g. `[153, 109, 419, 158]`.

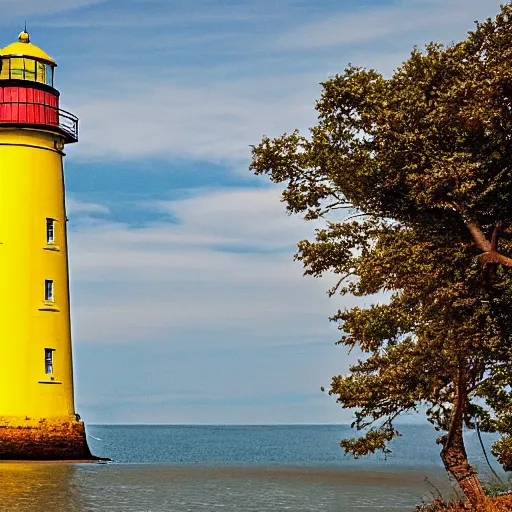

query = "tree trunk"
[440, 428, 487, 507]
[440, 366, 487, 508]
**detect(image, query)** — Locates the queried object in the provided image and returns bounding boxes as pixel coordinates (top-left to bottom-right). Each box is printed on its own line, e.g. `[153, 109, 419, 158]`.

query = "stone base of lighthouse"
[0, 416, 96, 460]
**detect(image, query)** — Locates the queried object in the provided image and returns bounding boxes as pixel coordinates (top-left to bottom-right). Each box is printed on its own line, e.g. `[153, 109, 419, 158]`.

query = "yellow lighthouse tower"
[0, 31, 93, 459]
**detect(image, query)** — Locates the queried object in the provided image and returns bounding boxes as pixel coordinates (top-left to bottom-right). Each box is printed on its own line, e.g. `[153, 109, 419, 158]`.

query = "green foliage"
[250, 4, 512, 471]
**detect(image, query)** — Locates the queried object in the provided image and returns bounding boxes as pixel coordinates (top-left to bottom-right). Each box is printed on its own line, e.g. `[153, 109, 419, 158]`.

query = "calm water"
[0, 424, 505, 512]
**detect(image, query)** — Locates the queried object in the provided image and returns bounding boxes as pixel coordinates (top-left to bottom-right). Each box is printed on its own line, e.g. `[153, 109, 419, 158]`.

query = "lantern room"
[0, 31, 78, 143]
[0, 30, 55, 85]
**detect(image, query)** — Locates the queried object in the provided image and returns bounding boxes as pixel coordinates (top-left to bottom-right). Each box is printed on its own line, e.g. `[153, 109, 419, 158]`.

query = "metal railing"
[0, 101, 78, 141]
[57, 107, 79, 141]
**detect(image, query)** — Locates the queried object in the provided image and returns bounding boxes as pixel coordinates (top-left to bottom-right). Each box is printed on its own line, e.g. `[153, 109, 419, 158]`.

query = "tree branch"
[490, 222, 503, 252]
[453, 205, 512, 267]
[465, 219, 492, 253]
[480, 251, 512, 267]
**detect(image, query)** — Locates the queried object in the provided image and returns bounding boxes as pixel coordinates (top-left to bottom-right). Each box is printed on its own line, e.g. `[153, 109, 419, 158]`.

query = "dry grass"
[417, 495, 512, 511]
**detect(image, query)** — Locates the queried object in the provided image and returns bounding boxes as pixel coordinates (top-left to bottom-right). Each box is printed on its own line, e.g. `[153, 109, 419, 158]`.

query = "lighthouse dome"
[0, 31, 56, 65]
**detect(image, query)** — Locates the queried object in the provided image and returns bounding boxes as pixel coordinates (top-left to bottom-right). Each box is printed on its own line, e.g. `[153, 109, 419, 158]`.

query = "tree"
[250, 5, 512, 507]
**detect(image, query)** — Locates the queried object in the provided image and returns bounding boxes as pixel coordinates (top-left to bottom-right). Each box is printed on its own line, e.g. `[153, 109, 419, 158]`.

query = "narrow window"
[46, 218, 55, 244]
[45, 349, 54, 374]
[36, 61, 45, 84]
[0, 58, 9, 80]
[10, 57, 24, 79]
[24, 58, 36, 81]
[44, 64, 53, 87]
[44, 280, 54, 302]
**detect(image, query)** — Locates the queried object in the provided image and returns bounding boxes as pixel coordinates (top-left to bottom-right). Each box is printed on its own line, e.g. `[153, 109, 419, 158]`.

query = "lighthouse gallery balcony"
[0, 86, 78, 143]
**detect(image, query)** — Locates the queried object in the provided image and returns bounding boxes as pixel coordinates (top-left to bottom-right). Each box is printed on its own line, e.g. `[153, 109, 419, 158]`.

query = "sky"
[1, 0, 505, 424]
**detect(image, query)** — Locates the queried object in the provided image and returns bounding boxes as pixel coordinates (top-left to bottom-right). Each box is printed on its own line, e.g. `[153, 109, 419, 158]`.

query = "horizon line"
[86, 422, 428, 427]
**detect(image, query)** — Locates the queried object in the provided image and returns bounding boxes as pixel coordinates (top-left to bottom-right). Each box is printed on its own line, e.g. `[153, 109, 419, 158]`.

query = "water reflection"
[0, 463, 453, 512]
[0, 462, 87, 512]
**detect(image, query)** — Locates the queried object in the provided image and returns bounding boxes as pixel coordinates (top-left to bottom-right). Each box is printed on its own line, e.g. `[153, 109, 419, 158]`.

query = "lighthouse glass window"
[10, 58, 24, 79]
[0, 58, 9, 80]
[46, 218, 55, 244]
[45, 349, 54, 374]
[24, 59, 36, 81]
[0, 58, 53, 86]
[44, 280, 54, 302]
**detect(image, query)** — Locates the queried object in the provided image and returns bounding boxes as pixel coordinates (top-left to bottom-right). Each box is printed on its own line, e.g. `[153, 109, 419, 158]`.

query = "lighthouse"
[0, 31, 93, 459]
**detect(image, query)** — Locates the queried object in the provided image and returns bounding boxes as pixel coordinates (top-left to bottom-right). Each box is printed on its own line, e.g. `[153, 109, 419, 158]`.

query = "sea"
[0, 424, 507, 512]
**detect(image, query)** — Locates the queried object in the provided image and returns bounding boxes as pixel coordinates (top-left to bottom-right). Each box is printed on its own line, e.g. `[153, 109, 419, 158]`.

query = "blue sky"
[1, 0, 504, 424]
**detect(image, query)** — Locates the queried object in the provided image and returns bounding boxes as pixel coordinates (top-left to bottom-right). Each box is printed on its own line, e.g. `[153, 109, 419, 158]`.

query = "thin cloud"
[0, 0, 106, 20]
[34, 3, 276, 29]
[67, 198, 110, 215]
[67, 188, 341, 346]
[275, 0, 503, 50]
[68, 78, 319, 164]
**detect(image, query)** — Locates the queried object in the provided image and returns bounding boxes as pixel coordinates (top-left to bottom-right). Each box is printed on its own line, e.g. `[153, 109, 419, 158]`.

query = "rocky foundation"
[0, 416, 96, 460]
